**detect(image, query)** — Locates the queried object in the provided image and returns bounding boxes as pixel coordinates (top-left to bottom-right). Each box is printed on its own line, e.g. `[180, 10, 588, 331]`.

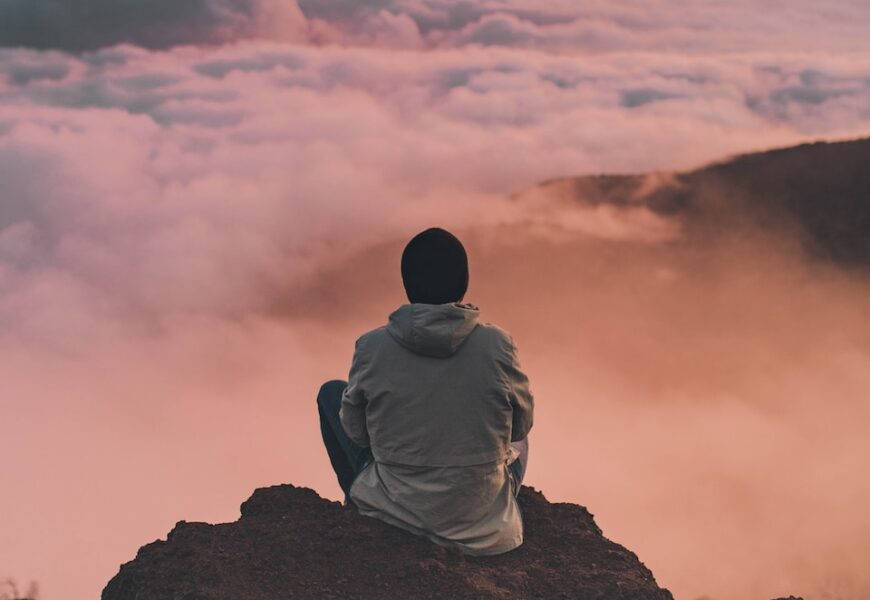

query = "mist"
[2, 1, 870, 598]
[4, 208, 870, 599]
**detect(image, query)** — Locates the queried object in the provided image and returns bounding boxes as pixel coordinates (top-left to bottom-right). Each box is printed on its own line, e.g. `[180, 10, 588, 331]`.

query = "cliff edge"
[103, 484, 673, 599]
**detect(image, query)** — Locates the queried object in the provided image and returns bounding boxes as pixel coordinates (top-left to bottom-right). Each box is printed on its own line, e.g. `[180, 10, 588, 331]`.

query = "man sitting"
[316, 227, 534, 555]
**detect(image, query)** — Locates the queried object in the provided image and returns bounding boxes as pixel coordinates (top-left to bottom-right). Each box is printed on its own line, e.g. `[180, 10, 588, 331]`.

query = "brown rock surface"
[103, 484, 674, 599]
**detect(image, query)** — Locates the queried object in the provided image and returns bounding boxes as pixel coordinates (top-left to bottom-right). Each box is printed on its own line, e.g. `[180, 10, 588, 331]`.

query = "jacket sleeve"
[339, 336, 371, 448]
[500, 333, 534, 442]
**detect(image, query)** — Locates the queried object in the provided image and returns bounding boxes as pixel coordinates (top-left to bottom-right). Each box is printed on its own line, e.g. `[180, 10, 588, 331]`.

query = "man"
[316, 227, 534, 555]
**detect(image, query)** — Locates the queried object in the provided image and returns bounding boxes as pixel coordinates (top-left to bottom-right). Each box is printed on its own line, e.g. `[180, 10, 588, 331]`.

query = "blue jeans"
[317, 380, 528, 502]
[507, 437, 529, 495]
[317, 379, 373, 503]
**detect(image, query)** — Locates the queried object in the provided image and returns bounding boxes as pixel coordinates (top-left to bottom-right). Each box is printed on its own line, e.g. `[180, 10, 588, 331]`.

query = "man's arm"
[339, 336, 371, 448]
[501, 334, 534, 442]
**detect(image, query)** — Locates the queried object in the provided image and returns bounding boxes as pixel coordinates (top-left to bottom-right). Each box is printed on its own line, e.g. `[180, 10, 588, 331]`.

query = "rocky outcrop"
[103, 484, 673, 599]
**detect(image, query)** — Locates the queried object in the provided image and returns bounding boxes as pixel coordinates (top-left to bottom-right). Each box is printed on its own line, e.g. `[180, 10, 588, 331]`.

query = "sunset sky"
[2, 1, 870, 599]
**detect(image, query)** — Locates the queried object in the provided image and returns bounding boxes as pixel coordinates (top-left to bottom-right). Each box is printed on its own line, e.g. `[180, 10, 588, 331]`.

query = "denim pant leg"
[508, 437, 529, 497]
[317, 380, 373, 502]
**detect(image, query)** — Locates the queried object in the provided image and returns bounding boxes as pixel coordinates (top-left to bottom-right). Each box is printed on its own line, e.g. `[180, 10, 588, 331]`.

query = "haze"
[1, 1, 869, 599]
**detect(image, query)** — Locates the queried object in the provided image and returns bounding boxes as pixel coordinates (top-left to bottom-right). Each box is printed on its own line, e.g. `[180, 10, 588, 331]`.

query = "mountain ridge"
[533, 137, 870, 267]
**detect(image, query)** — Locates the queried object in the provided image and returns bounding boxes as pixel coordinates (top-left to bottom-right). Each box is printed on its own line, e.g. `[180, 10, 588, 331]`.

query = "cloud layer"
[0, 0, 307, 50]
[1, 39, 868, 336]
[3, 0, 870, 53]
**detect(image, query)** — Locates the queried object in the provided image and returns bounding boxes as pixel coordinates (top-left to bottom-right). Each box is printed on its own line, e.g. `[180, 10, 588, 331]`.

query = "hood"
[386, 302, 480, 358]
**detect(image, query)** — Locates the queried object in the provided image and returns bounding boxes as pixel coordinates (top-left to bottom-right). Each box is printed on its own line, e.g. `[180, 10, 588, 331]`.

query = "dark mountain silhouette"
[102, 484, 674, 599]
[535, 137, 870, 267]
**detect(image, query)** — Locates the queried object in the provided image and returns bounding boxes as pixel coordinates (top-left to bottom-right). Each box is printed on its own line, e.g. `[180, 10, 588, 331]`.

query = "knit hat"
[400, 227, 469, 304]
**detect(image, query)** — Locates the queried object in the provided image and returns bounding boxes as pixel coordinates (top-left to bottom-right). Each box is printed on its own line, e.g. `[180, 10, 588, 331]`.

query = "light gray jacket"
[340, 301, 534, 555]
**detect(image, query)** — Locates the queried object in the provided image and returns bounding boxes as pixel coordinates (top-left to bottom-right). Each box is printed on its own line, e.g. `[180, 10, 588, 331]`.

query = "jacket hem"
[373, 449, 510, 468]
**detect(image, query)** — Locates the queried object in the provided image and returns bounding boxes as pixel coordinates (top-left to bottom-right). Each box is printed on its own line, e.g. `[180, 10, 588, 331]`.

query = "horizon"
[2, 1, 870, 599]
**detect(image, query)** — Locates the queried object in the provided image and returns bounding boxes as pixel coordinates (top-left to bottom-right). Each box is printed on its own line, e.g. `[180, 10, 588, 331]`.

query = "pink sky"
[2, 1, 870, 599]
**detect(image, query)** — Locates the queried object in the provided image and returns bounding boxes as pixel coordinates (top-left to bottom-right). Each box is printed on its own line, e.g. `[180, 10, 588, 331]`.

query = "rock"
[103, 484, 673, 599]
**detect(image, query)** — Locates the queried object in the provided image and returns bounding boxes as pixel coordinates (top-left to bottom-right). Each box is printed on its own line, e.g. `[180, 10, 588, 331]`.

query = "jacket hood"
[386, 302, 480, 358]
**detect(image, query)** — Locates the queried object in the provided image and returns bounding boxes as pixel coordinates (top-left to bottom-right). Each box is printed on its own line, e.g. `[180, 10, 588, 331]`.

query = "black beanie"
[401, 227, 469, 304]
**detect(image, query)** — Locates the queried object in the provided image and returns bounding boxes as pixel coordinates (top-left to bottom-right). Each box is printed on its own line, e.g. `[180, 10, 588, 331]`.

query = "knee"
[317, 379, 348, 407]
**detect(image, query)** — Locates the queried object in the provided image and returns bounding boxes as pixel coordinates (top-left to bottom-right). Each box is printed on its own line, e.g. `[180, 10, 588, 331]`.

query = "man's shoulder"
[354, 325, 391, 348]
[473, 322, 514, 348]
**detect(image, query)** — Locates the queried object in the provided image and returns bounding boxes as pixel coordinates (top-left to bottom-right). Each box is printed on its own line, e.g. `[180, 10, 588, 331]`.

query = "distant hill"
[535, 138, 870, 266]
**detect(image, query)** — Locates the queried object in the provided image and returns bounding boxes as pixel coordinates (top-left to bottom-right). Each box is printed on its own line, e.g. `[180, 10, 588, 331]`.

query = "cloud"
[620, 87, 682, 108]
[295, 0, 870, 54]
[0, 0, 307, 51]
[0, 40, 869, 343]
[0, 49, 70, 85]
[2, 0, 870, 54]
[455, 13, 542, 47]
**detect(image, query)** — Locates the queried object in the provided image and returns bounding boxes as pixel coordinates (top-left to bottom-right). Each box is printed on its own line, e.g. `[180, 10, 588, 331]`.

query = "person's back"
[316, 227, 534, 555]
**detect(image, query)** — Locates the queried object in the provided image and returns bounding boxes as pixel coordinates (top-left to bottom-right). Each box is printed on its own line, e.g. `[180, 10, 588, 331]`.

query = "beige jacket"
[340, 302, 534, 555]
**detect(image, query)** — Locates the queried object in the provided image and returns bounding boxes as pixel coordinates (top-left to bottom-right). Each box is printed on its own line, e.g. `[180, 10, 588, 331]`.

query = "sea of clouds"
[1, 1, 869, 599]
